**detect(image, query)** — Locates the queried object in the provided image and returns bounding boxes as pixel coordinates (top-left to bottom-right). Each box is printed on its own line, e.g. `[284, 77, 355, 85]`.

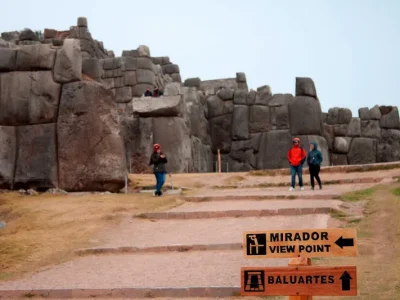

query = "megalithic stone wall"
[0, 37, 127, 191]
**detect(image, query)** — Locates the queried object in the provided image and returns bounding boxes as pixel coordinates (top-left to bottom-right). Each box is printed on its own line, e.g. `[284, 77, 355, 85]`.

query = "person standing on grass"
[307, 142, 323, 190]
[287, 137, 307, 191]
[149, 144, 168, 196]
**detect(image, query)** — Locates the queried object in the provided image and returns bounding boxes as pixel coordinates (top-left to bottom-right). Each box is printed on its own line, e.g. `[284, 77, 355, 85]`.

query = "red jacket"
[288, 146, 307, 166]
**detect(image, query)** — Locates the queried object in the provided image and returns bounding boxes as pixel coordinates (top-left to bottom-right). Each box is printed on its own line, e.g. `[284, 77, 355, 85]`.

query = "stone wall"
[0, 36, 127, 191]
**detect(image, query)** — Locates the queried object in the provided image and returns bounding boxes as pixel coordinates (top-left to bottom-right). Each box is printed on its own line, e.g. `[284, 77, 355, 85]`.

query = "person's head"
[146, 88, 150, 92]
[153, 143, 161, 153]
[309, 142, 318, 151]
[292, 137, 300, 147]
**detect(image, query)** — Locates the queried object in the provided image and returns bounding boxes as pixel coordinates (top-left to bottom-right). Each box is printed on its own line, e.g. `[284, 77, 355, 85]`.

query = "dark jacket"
[144, 90, 152, 97]
[307, 142, 323, 166]
[149, 152, 168, 173]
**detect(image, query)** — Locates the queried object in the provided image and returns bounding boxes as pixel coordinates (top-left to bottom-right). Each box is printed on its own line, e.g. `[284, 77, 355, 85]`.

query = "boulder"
[137, 45, 150, 57]
[152, 117, 191, 173]
[326, 107, 339, 125]
[184, 88, 209, 144]
[361, 120, 381, 139]
[347, 138, 377, 165]
[377, 129, 400, 162]
[123, 57, 138, 70]
[0, 71, 61, 126]
[333, 137, 353, 154]
[162, 64, 180, 74]
[331, 153, 348, 166]
[249, 105, 269, 133]
[115, 86, 132, 103]
[164, 82, 182, 96]
[209, 114, 233, 153]
[370, 105, 381, 120]
[184, 77, 201, 88]
[19, 29, 38, 41]
[257, 130, 292, 169]
[333, 124, 348, 137]
[171, 73, 182, 83]
[132, 84, 154, 97]
[338, 108, 352, 124]
[137, 57, 153, 70]
[136, 69, 155, 85]
[270, 105, 289, 130]
[16, 44, 56, 70]
[289, 96, 323, 135]
[236, 72, 247, 82]
[358, 107, 370, 120]
[1, 31, 19, 42]
[0, 48, 17, 71]
[114, 77, 125, 88]
[297, 135, 330, 167]
[257, 85, 271, 94]
[346, 118, 361, 137]
[14, 123, 58, 190]
[53, 39, 82, 83]
[247, 90, 256, 105]
[217, 88, 234, 101]
[322, 112, 328, 124]
[191, 136, 213, 172]
[269, 94, 293, 107]
[232, 105, 249, 140]
[132, 95, 183, 117]
[255, 90, 273, 106]
[103, 68, 123, 78]
[0, 126, 16, 189]
[82, 58, 102, 80]
[295, 77, 317, 98]
[233, 90, 247, 104]
[102, 78, 114, 89]
[207, 96, 233, 118]
[380, 106, 400, 129]
[122, 50, 139, 58]
[323, 124, 335, 150]
[250, 133, 263, 153]
[58, 81, 127, 192]
[230, 149, 256, 168]
[124, 71, 137, 86]
[78, 17, 88, 27]
[102, 57, 123, 70]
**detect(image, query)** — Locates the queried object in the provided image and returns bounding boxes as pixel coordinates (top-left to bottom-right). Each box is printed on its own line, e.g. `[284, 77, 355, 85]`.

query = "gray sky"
[3, 0, 400, 114]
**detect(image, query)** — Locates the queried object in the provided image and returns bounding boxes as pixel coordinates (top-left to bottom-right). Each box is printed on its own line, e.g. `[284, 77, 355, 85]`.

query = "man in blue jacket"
[307, 142, 323, 190]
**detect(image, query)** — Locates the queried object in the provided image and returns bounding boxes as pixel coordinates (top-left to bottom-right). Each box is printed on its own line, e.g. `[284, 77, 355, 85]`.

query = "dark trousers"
[154, 172, 166, 193]
[309, 164, 322, 188]
[290, 165, 303, 188]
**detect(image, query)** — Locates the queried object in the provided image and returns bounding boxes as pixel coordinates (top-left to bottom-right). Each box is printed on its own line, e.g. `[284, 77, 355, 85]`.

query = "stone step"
[77, 213, 331, 254]
[0, 251, 289, 297]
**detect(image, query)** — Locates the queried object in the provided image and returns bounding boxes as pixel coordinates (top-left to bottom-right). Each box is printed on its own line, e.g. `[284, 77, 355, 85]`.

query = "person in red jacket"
[287, 137, 307, 191]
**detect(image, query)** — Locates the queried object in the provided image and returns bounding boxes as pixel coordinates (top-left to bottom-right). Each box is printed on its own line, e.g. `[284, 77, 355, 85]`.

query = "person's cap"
[153, 143, 161, 150]
[292, 137, 300, 143]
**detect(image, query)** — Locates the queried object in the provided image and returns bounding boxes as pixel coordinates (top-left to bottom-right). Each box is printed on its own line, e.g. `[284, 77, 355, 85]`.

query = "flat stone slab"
[132, 96, 183, 117]
[0, 251, 289, 290]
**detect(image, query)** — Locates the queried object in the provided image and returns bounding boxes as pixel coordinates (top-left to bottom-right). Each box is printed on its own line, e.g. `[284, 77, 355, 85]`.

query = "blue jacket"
[307, 142, 323, 166]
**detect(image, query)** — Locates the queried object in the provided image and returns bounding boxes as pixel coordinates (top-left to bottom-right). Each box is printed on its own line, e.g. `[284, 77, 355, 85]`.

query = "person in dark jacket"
[144, 88, 152, 97]
[307, 142, 323, 190]
[287, 137, 307, 191]
[152, 88, 159, 97]
[149, 144, 168, 196]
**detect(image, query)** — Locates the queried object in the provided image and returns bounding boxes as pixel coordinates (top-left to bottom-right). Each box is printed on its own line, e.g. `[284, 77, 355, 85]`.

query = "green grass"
[392, 187, 400, 197]
[339, 187, 376, 202]
[329, 208, 349, 220]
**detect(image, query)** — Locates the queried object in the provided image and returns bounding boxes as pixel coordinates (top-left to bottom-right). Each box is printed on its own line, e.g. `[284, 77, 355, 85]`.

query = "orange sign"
[241, 266, 357, 296]
[243, 228, 357, 258]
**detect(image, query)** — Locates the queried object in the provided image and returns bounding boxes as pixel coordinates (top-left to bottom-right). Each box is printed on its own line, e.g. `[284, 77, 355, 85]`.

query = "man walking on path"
[287, 137, 307, 191]
[307, 141, 323, 190]
[149, 144, 168, 196]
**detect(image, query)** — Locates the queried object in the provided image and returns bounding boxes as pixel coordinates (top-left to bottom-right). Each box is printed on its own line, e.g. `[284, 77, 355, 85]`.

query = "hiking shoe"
[152, 191, 156, 196]
[300, 187, 304, 191]
[319, 185, 322, 190]
[289, 187, 295, 191]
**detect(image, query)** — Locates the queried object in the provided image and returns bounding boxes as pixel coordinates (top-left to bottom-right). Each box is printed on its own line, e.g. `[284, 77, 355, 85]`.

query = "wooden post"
[288, 257, 312, 300]
[217, 149, 221, 173]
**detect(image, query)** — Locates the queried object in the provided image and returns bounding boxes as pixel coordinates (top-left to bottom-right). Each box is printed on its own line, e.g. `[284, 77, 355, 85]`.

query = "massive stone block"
[184, 87, 209, 144]
[370, 105, 382, 120]
[136, 69, 155, 85]
[346, 118, 361, 137]
[333, 124, 348, 137]
[255, 89, 273, 106]
[359, 107, 370, 120]
[82, 58, 102, 80]
[333, 137, 353, 154]
[323, 124, 334, 150]
[257, 130, 292, 169]
[338, 108, 352, 124]
[217, 88, 234, 101]
[331, 153, 348, 166]
[361, 120, 381, 139]
[289, 96, 323, 135]
[152, 117, 191, 173]
[347, 138, 377, 165]
[377, 129, 400, 162]
[14, 123, 58, 190]
[233, 90, 247, 105]
[269, 94, 293, 107]
[249, 105, 269, 133]
[207, 96, 233, 118]
[191, 136, 213, 173]
[0, 126, 16, 189]
[132, 95, 183, 117]
[232, 105, 249, 140]
[0, 48, 17, 71]
[58, 81, 127, 192]
[0, 71, 61, 126]
[270, 105, 289, 130]
[16, 44, 56, 70]
[297, 135, 330, 167]
[184, 77, 201, 88]
[137, 57, 154, 70]
[162, 64, 180, 74]
[380, 106, 400, 129]
[209, 114, 233, 153]
[295, 77, 317, 98]
[115, 86, 132, 103]
[54, 39, 82, 83]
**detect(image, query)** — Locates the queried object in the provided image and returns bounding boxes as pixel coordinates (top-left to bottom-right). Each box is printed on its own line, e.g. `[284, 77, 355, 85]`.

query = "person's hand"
[160, 154, 165, 158]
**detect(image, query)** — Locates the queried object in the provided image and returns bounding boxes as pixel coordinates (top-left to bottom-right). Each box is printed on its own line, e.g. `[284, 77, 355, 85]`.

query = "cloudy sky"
[3, 0, 400, 114]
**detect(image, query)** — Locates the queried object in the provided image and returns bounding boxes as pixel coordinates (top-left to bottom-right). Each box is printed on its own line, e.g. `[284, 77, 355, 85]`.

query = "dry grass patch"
[314, 183, 400, 300]
[0, 192, 183, 281]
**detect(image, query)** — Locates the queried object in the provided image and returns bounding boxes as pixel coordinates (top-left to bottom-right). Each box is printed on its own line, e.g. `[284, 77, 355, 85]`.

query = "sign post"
[241, 228, 358, 298]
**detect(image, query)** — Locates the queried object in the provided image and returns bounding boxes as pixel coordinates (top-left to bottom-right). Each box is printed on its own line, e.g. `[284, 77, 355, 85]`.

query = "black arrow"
[340, 271, 352, 291]
[335, 236, 354, 248]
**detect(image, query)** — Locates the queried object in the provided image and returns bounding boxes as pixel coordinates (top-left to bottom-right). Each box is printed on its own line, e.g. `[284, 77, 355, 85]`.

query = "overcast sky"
[2, 0, 400, 114]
